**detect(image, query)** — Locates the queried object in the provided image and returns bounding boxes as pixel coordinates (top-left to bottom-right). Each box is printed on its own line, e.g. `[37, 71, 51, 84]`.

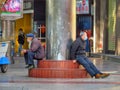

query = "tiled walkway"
[0, 57, 120, 90]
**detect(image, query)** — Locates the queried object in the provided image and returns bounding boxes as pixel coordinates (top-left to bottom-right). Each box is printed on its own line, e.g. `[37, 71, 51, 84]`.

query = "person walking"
[70, 31, 110, 79]
[17, 28, 25, 56]
[21, 33, 45, 69]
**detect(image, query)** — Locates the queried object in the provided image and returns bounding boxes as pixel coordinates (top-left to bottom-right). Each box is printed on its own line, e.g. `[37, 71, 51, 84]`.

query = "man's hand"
[21, 49, 27, 54]
[73, 60, 77, 63]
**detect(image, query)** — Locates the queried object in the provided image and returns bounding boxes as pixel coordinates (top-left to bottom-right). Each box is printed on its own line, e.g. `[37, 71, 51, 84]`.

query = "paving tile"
[0, 56, 120, 90]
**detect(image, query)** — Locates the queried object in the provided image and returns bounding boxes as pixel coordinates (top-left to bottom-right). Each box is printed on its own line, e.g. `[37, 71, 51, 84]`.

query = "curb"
[92, 53, 120, 63]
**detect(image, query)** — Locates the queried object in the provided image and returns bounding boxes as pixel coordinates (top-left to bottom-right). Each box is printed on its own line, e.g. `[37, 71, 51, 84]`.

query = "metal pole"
[93, 0, 96, 53]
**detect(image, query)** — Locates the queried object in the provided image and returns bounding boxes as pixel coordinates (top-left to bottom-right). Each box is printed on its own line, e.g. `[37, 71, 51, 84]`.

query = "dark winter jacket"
[70, 37, 86, 60]
[27, 38, 45, 59]
[18, 34, 25, 45]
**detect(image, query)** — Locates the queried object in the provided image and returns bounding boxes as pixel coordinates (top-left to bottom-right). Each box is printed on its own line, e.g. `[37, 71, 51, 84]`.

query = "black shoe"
[25, 65, 29, 68]
[28, 65, 35, 69]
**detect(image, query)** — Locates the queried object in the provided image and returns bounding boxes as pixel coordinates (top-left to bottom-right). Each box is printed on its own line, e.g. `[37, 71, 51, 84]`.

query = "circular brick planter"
[37, 60, 79, 68]
[29, 60, 89, 78]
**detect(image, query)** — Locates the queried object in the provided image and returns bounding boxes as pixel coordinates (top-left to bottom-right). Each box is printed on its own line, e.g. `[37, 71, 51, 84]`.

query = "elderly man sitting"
[21, 33, 45, 69]
[70, 31, 110, 79]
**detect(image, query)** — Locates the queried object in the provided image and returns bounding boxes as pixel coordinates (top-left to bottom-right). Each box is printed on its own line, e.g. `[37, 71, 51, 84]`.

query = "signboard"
[1, 0, 23, 20]
[23, 1, 33, 10]
[76, 0, 89, 14]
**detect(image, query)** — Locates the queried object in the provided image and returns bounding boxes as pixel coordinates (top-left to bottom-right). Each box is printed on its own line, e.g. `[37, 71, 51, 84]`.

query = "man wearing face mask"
[70, 31, 110, 79]
[21, 33, 45, 69]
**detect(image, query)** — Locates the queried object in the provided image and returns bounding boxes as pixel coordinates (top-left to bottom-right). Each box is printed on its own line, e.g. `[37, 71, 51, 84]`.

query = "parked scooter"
[0, 57, 10, 73]
[0, 42, 10, 73]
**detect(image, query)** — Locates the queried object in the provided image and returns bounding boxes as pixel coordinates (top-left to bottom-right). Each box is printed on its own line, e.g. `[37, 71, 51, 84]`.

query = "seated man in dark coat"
[21, 33, 45, 69]
[70, 31, 110, 79]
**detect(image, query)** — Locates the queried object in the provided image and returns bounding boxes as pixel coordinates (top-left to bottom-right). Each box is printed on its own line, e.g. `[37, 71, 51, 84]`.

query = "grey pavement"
[0, 56, 120, 90]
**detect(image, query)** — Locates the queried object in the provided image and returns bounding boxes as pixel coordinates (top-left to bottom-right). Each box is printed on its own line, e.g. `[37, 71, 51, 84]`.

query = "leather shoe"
[95, 73, 110, 79]
[95, 74, 102, 79]
[100, 73, 110, 78]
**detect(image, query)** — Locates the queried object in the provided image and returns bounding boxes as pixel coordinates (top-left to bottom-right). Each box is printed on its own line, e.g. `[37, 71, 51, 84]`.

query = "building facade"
[0, 0, 120, 56]
[95, 0, 120, 55]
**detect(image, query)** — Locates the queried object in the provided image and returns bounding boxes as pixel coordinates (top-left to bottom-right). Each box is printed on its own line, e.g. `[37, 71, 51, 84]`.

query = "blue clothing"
[18, 44, 22, 55]
[85, 39, 90, 52]
[76, 55, 101, 77]
[70, 37, 101, 77]
[24, 51, 35, 65]
[24, 38, 45, 65]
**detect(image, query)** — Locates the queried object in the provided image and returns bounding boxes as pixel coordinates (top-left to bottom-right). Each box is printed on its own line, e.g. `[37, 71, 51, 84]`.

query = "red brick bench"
[28, 60, 90, 78]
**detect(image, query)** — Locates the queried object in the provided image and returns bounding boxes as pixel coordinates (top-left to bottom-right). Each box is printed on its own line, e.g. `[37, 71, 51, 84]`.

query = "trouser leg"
[18, 44, 22, 55]
[84, 56, 102, 74]
[24, 51, 35, 65]
[76, 56, 101, 77]
[24, 53, 28, 65]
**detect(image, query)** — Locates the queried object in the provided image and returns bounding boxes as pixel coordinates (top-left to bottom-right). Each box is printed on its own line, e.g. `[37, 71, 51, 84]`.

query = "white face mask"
[84, 36, 88, 41]
[27, 37, 32, 43]
[27, 39, 31, 43]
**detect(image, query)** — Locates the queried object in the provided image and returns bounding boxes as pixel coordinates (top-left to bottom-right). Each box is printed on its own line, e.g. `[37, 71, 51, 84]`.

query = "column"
[2, 20, 14, 41]
[46, 0, 76, 60]
[0, 19, 2, 41]
[102, 0, 108, 53]
[115, 0, 120, 55]
[100, 0, 108, 53]
[95, 0, 100, 52]
[2, 20, 7, 41]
